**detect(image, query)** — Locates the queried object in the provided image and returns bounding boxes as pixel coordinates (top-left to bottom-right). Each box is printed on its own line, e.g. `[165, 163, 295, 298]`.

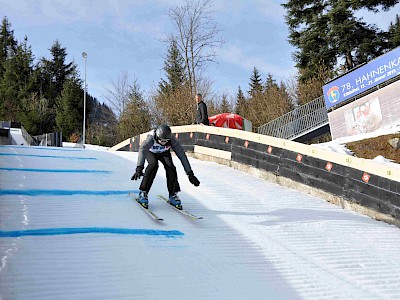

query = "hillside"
[346, 133, 400, 164]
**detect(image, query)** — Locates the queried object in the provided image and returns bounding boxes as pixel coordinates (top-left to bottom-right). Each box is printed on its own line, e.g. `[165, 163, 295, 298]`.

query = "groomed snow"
[1, 145, 400, 299]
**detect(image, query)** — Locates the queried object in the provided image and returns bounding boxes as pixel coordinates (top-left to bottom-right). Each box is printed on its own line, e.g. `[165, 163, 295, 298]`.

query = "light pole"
[82, 52, 87, 147]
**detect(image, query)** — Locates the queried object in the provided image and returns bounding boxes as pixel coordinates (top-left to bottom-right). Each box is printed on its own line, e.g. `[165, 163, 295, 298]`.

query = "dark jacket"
[195, 101, 209, 125]
[137, 131, 193, 174]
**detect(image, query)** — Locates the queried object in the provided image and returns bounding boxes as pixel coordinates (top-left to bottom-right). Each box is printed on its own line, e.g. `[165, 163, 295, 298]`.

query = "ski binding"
[132, 196, 164, 221]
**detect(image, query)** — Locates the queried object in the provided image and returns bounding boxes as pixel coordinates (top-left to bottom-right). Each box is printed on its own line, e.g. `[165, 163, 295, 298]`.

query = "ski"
[157, 195, 203, 220]
[132, 196, 164, 221]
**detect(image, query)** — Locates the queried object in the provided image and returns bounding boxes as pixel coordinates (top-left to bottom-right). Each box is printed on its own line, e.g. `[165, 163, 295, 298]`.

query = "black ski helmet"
[155, 124, 172, 141]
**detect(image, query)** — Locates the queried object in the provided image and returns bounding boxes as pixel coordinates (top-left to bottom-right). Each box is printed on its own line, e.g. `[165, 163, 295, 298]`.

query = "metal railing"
[0, 121, 37, 146]
[257, 96, 328, 140]
[257, 73, 400, 141]
[21, 125, 37, 146]
[33, 132, 63, 147]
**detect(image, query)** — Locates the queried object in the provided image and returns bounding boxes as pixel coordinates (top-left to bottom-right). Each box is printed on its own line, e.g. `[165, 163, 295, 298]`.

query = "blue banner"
[323, 47, 400, 109]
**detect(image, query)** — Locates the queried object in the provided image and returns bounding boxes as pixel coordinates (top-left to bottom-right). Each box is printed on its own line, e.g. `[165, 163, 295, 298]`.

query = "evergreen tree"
[329, 1, 385, 69]
[282, 0, 398, 81]
[0, 17, 17, 78]
[86, 100, 118, 146]
[235, 86, 247, 117]
[248, 67, 263, 97]
[388, 14, 400, 48]
[13, 37, 36, 101]
[264, 73, 278, 92]
[55, 77, 84, 140]
[39, 40, 76, 105]
[278, 82, 294, 111]
[37, 40, 77, 132]
[220, 93, 231, 113]
[153, 40, 193, 126]
[247, 81, 294, 129]
[158, 40, 187, 96]
[0, 17, 18, 119]
[283, 1, 333, 81]
[118, 80, 151, 140]
[0, 35, 35, 121]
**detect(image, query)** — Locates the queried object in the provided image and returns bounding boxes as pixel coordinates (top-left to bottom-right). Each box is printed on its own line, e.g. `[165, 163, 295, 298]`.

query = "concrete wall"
[0, 128, 10, 145]
[9, 128, 29, 146]
[123, 125, 400, 226]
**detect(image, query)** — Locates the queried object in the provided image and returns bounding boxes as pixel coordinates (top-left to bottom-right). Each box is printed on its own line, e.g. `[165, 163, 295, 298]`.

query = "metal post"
[82, 52, 87, 147]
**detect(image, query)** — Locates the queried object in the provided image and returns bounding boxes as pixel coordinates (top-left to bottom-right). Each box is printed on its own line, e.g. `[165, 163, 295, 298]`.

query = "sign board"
[323, 47, 400, 109]
[328, 79, 400, 140]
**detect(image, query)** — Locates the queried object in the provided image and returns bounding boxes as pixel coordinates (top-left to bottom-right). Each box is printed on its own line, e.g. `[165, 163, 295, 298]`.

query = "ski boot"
[169, 193, 182, 210]
[137, 191, 149, 209]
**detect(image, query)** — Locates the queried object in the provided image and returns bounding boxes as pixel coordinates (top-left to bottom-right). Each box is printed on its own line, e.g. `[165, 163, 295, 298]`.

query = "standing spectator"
[195, 93, 209, 125]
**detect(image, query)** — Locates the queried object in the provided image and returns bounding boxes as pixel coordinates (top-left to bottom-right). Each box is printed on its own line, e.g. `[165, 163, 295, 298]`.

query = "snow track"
[1, 146, 399, 299]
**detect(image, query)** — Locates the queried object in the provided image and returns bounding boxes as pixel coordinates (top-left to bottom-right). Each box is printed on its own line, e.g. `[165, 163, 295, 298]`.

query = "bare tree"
[103, 72, 151, 141]
[167, 0, 224, 96]
[103, 71, 132, 118]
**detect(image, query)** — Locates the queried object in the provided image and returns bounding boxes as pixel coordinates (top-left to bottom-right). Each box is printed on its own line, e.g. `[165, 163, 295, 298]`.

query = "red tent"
[208, 113, 244, 130]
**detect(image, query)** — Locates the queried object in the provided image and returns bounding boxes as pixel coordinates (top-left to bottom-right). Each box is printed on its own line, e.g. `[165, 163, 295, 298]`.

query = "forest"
[0, 0, 399, 146]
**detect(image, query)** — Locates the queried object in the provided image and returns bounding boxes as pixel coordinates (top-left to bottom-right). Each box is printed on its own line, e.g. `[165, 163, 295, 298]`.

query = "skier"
[131, 124, 200, 210]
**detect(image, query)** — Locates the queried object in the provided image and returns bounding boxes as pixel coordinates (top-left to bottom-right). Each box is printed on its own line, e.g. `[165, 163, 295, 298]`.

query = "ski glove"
[188, 171, 200, 186]
[131, 166, 144, 180]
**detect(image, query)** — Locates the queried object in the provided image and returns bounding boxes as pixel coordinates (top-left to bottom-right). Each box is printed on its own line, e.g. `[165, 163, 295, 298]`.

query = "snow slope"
[1, 145, 400, 299]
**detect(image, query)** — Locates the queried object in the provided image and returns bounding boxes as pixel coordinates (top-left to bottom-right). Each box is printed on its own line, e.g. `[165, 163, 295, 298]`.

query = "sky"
[1, 0, 400, 104]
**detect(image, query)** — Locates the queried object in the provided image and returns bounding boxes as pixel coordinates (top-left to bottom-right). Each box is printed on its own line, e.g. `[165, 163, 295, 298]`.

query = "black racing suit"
[137, 130, 193, 196]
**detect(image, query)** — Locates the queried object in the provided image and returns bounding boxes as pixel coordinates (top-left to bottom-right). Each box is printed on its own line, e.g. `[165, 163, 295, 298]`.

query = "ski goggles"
[158, 138, 170, 143]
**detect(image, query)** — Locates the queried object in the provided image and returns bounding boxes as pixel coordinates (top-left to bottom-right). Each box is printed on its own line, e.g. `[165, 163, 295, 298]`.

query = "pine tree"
[40, 40, 76, 105]
[158, 40, 187, 96]
[282, 0, 398, 81]
[86, 101, 118, 146]
[235, 86, 247, 117]
[38, 40, 77, 132]
[154, 39, 193, 126]
[118, 80, 151, 140]
[388, 14, 400, 48]
[220, 93, 231, 113]
[0, 35, 35, 122]
[328, 1, 385, 69]
[55, 77, 84, 140]
[264, 73, 278, 92]
[248, 67, 263, 97]
[0, 17, 17, 78]
[283, 1, 333, 81]
[0, 17, 18, 119]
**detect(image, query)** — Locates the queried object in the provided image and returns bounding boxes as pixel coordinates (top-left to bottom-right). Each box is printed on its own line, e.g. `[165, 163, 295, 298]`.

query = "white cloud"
[1, 0, 120, 25]
[256, 0, 286, 23]
[217, 44, 295, 81]
[4, 0, 165, 29]
[212, 0, 286, 23]
[356, 5, 400, 30]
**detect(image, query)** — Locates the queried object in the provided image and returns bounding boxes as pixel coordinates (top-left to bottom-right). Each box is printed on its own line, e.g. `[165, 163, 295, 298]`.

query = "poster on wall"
[323, 47, 400, 109]
[328, 79, 400, 140]
[343, 98, 383, 135]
